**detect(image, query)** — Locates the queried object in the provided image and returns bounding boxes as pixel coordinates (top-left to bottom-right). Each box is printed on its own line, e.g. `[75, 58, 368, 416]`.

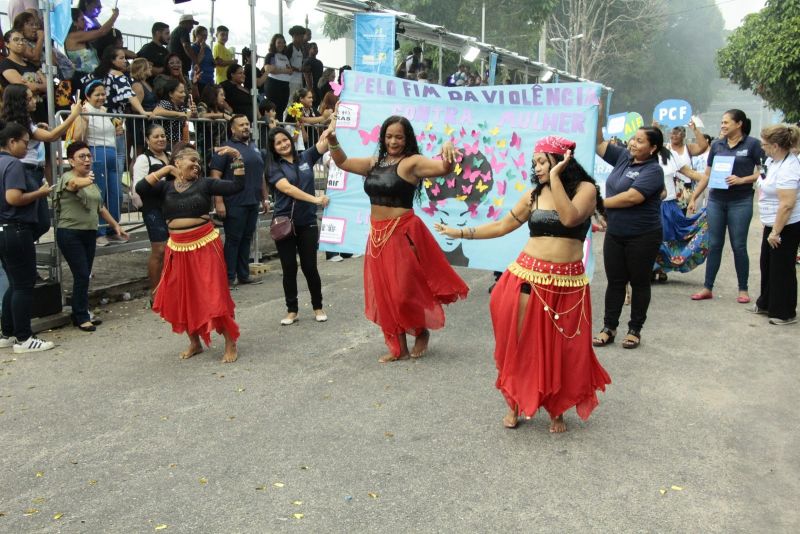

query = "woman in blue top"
[267, 127, 331, 326]
[593, 120, 667, 349]
[189, 26, 215, 96]
[688, 109, 764, 304]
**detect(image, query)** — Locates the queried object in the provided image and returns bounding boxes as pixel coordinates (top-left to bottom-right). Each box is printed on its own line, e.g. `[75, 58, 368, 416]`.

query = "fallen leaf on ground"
[255, 485, 267, 491]
[0, 511, 6, 517]
[671, 485, 683, 491]
[31, 497, 45, 504]
[384, 432, 394, 438]
[659, 488, 667, 496]
[35, 471, 44, 478]
[273, 482, 284, 488]
[169, 464, 177, 469]
[69, 460, 78, 465]
[237, 387, 245, 392]
[299, 466, 310, 470]
[88, 480, 97, 485]
[155, 525, 168, 531]
[23, 509, 39, 516]
[199, 478, 208, 485]
[292, 513, 304, 519]
[291, 500, 302, 506]
[368, 492, 379, 499]
[53, 513, 64, 520]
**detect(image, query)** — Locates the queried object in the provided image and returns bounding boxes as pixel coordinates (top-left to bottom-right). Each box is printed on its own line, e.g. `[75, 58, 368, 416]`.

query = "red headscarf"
[534, 135, 576, 155]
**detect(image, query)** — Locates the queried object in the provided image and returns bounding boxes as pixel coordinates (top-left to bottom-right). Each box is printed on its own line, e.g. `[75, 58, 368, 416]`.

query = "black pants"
[56, 228, 96, 324]
[602, 228, 662, 332]
[275, 223, 323, 313]
[757, 221, 800, 320]
[223, 204, 259, 283]
[0, 223, 37, 341]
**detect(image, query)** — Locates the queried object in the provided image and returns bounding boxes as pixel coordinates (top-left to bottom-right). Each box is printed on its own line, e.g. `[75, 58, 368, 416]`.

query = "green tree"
[717, 0, 800, 122]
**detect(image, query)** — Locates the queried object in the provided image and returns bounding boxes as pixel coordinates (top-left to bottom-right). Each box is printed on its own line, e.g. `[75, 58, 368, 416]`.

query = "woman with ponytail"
[435, 136, 610, 433]
[688, 109, 764, 304]
[593, 124, 667, 350]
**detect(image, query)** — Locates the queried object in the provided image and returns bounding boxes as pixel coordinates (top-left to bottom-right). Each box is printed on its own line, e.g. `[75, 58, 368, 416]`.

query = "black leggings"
[275, 223, 323, 313]
[267, 78, 290, 125]
[602, 229, 662, 332]
[757, 221, 800, 320]
[0, 223, 37, 341]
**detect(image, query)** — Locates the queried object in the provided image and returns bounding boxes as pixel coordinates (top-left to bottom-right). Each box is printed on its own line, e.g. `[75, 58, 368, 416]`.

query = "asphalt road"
[1, 220, 798, 533]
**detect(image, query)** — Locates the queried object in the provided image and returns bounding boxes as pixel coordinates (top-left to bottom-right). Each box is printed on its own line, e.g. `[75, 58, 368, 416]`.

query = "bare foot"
[503, 407, 519, 429]
[410, 329, 430, 358]
[180, 342, 203, 360]
[222, 345, 238, 363]
[549, 415, 567, 433]
[378, 352, 410, 363]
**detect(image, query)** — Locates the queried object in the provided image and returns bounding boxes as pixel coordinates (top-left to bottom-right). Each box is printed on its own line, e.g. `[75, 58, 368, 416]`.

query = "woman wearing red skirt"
[327, 115, 469, 362]
[136, 144, 244, 363]
[436, 136, 611, 432]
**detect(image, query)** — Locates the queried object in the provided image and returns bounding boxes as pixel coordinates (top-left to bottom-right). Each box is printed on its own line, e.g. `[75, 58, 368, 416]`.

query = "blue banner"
[488, 53, 498, 85]
[320, 71, 601, 272]
[653, 99, 693, 128]
[353, 14, 395, 76]
[50, 0, 72, 46]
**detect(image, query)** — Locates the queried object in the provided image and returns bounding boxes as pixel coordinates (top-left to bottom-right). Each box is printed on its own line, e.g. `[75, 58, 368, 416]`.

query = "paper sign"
[623, 112, 644, 142]
[327, 164, 348, 191]
[606, 113, 627, 137]
[709, 156, 734, 189]
[336, 103, 360, 129]
[653, 99, 693, 128]
[319, 217, 347, 244]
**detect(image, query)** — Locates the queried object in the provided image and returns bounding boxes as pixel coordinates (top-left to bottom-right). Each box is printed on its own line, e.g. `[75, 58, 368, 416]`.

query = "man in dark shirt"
[303, 42, 324, 106]
[137, 22, 170, 76]
[210, 115, 268, 286]
[169, 14, 198, 76]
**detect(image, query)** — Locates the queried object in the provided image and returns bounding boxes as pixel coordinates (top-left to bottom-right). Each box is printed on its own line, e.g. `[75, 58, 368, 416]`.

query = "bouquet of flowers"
[286, 102, 304, 121]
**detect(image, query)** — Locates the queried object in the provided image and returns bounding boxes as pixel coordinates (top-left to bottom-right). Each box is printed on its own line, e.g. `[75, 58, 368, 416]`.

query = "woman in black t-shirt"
[221, 63, 253, 122]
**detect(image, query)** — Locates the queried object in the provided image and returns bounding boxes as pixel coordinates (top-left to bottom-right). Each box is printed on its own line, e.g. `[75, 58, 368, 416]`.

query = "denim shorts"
[142, 208, 169, 243]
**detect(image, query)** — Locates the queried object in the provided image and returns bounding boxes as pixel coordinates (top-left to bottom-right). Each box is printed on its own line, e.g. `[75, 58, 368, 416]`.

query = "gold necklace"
[529, 284, 588, 339]
[368, 217, 402, 258]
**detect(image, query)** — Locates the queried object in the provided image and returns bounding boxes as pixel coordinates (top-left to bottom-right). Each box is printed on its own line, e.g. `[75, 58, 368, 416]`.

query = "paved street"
[1, 220, 798, 533]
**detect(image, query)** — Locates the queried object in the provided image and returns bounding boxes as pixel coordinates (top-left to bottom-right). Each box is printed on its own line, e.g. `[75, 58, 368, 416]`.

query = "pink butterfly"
[512, 152, 526, 169]
[416, 132, 425, 141]
[431, 184, 441, 196]
[461, 164, 472, 176]
[480, 172, 493, 182]
[484, 146, 495, 156]
[460, 127, 466, 137]
[490, 155, 506, 174]
[436, 199, 448, 207]
[510, 132, 521, 150]
[467, 203, 479, 218]
[429, 133, 436, 142]
[426, 143, 434, 152]
[358, 125, 380, 145]
[446, 178, 456, 188]
[487, 206, 502, 220]
[421, 202, 436, 216]
[497, 180, 507, 195]
[521, 170, 528, 181]
[466, 168, 482, 183]
[463, 140, 479, 156]
[462, 184, 473, 195]
[471, 130, 479, 138]
[499, 150, 508, 160]
[329, 80, 343, 96]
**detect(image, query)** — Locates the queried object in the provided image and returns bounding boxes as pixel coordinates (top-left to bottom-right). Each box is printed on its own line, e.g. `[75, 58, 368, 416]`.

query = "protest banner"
[320, 71, 601, 272]
[653, 99, 693, 128]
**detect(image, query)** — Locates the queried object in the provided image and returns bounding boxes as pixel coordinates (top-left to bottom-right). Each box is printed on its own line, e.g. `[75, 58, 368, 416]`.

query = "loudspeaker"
[32, 281, 63, 318]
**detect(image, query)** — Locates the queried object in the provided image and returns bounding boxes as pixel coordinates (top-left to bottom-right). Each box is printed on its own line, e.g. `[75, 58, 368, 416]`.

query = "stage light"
[540, 69, 554, 82]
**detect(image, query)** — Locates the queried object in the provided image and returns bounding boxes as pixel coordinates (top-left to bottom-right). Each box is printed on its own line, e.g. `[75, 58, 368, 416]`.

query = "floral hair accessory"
[534, 135, 576, 155]
[286, 102, 304, 121]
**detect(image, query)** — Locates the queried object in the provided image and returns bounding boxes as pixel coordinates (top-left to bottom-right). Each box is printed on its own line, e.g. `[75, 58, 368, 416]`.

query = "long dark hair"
[267, 127, 298, 164]
[376, 115, 419, 164]
[533, 151, 605, 216]
[268, 34, 286, 54]
[92, 46, 123, 79]
[1, 84, 33, 133]
[200, 84, 223, 112]
[724, 108, 752, 137]
[0, 120, 30, 147]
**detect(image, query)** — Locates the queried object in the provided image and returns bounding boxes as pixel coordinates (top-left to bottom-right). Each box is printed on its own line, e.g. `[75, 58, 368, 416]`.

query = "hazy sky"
[717, 0, 767, 29]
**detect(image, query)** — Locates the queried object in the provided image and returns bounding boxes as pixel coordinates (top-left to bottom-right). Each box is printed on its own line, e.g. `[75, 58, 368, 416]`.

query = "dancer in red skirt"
[435, 136, 611, 432]
[135, 144, 245, 363]
[326, 115, 469, 362]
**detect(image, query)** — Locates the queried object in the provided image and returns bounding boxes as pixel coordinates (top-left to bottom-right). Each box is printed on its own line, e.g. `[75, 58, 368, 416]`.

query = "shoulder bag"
[270, 200, 295, 241]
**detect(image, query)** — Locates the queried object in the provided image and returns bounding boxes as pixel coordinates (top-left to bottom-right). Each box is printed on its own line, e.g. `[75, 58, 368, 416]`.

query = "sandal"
[622, 329, 641, 349]
[592, 327, 616, 347]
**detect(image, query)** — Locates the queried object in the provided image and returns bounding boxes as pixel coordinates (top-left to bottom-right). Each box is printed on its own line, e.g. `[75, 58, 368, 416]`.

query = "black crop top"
[136, 174, 244, 221]
[364, 163, 416, 209]
[528, 209, 591, 241]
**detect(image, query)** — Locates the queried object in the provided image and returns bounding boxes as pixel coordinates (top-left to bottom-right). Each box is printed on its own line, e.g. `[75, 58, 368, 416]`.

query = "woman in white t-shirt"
[667, 122, 709, 209]
[264, 34, 293, 125]
[753, 124, 800, 324]
[652, 150, 708, 282]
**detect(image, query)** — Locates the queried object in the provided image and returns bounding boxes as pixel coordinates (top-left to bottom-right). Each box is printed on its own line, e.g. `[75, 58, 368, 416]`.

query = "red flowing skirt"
[490, 253, 611, 420]
[153, 223, 240, 346]
[364, 211, 469, 355]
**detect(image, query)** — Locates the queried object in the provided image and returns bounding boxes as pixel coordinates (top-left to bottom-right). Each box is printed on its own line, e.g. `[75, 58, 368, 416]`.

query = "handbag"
[269, 200, 295, 241]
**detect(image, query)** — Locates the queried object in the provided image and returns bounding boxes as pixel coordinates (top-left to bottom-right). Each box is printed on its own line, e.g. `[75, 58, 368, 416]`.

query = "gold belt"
[508, 261, 589, 287]
[167, 228, 220, 252]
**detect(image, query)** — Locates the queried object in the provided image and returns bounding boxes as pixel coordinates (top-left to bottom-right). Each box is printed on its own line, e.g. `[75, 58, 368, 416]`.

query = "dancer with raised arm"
[326, 115, 469, 362]
[435, 136, 611, 432]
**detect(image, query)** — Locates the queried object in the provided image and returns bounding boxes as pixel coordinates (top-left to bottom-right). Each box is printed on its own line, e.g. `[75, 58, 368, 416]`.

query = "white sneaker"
[13, 336, 55, 353]
[327, 254, 344, 262]
[769, 317, 797, 325]
[0, 335, 17, 348]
